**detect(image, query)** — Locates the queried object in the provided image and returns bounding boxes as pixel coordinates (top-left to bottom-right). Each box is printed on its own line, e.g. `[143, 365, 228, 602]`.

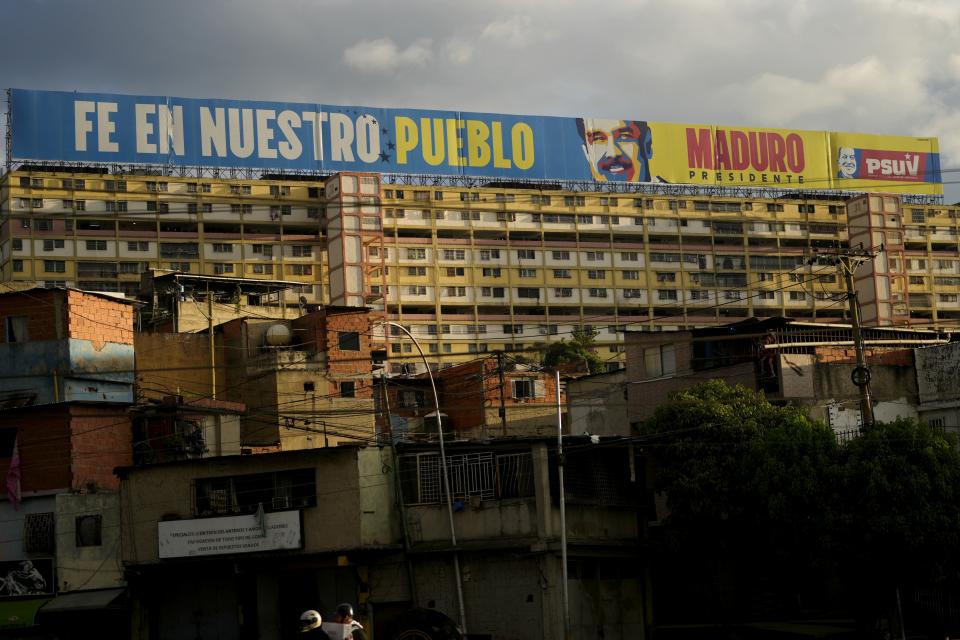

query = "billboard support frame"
[1, 159, 944, 205]
[3, 88, 10, 174]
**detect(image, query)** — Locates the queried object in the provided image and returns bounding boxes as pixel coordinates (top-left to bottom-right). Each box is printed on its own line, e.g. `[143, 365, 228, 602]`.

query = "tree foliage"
[643, 380, 960, 624]
[542, 326, 604, 373]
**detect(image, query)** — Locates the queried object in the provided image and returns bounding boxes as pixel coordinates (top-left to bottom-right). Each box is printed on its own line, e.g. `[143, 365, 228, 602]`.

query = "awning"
[0, 598, 52, 629]
[38, 588, 125, 614]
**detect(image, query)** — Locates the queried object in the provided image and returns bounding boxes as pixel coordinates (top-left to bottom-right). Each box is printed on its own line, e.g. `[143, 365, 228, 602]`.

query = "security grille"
[401, 452, 534, 505]
[23, 512, 55, 554]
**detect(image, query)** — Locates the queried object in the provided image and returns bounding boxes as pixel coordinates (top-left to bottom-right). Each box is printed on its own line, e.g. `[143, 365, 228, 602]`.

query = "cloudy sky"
[3, 0, 959, 200]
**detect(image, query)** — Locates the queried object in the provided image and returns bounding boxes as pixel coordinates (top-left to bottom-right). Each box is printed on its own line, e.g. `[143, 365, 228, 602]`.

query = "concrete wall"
[404, 443, 639, 547]
[567, 370, 629, 437]
[55, 492, 124, 592]
[135, 332, 216, 401]
[915, 342, 960, 405]
[628, 361, 756, 424]
[0, 495, 56, 561]
[175, 302, 290, 334]
[120, 447, 399, 566]
[626, 331, 734, 425]
[358, 445, 401, 547]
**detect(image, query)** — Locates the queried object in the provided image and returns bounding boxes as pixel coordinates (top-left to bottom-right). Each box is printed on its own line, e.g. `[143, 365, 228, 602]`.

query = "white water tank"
[264, 323, 293, 346]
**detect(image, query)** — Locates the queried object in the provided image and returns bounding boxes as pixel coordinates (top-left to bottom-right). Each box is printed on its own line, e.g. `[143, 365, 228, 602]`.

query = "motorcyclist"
[333, 603, 366, 640]
[298, 610, 325, 638]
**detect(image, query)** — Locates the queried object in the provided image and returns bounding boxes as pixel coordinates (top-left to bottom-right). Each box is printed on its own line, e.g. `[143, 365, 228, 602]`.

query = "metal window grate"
[403, 452, 534, 504]
[23, 512, 55, 554]
[497, 453, 535, 499]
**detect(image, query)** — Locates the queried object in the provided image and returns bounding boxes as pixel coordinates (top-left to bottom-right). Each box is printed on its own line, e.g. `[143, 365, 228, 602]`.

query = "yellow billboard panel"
[630, 122, 942, 195]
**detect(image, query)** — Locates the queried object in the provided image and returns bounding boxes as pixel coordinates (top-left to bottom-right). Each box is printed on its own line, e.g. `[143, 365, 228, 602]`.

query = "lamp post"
[383, 321, 467, 634]
[556, 369, 571, 640]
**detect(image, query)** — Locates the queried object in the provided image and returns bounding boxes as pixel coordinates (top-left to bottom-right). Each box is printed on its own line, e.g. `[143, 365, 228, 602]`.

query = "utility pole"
[496, 352, 508, 437]
[837, 252, 875, 430]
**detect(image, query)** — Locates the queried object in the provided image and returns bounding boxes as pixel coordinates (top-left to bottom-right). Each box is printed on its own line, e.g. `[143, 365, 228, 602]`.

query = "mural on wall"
[0, 560, 53, 598]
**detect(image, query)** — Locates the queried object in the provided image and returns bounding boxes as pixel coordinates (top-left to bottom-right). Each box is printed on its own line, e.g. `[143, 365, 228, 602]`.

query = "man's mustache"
[598, 155, 633, 172]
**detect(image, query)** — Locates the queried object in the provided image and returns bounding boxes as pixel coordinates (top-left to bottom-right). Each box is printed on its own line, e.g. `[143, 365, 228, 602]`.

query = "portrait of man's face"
[578, 119, 652, 182]
[837, 147, 858, 179]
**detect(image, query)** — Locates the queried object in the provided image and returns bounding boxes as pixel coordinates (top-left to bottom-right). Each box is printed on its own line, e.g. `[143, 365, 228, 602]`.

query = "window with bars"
[24, 512, 56, 553]
[400, 452, 535, 505]
[194, 469, 316, 516]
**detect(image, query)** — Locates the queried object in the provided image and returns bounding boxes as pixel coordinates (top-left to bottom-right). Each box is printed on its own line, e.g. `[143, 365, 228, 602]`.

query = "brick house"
[380, 355, 564, 440]
[0, 287, 135, 634]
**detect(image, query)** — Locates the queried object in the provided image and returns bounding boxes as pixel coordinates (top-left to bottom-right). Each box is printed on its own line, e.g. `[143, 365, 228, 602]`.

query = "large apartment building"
[2, 168, 959, 373]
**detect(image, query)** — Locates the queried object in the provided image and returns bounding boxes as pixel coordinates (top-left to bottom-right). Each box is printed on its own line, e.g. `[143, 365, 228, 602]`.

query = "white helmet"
[299, 610, 322, 632]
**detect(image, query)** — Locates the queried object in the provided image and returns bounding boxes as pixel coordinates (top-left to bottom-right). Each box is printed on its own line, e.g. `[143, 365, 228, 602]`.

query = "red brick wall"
[68, 404, 132, 491]
[65, 290, 134, 349]
[0, 404, 132, 498]
[813, 346, 915, 366]
[433, 359, 563, 433]
[0, 406, 72, 494]
[437, 360, 486, 430]
[0, 289, 66, 343]
[292, 308, 373, 398]
[0, 289, 134, 349]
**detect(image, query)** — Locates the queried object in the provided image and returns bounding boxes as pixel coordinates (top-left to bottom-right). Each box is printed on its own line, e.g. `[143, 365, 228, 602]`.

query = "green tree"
[835, 418, 960, 587]
[542, 326, 604, 373]
[643, 380, 837, 553]
[642, 380, 839, 620]
[642, 381, 960, 630]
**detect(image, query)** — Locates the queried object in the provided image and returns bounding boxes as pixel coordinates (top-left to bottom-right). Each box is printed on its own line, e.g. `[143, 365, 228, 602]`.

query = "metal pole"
[207, 282, 216, 400]
[383, 371, 420, 606]
[497, 352, 508, 437]
[842, 257, 874, 429]
[556, 369, 571, 640]
[385, 321, 468, 634]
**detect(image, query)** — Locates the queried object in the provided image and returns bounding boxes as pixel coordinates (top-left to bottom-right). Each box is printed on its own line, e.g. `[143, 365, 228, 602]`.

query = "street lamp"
[382, 321, 468, 634]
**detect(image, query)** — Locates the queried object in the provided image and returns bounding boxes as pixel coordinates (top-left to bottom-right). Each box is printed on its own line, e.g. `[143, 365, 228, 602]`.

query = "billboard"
[8, 89, 942, 195]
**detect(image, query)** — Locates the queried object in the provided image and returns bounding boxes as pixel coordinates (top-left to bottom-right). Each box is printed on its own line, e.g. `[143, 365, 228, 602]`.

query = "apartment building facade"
[4, 169, 960, 375]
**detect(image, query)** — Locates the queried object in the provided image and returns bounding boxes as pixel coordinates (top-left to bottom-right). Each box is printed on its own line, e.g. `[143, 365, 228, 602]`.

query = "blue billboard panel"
[9, 89, 590, 181]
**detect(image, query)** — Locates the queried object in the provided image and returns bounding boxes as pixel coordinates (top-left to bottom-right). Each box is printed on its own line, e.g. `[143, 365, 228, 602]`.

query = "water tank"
[264, 323, 293, 346]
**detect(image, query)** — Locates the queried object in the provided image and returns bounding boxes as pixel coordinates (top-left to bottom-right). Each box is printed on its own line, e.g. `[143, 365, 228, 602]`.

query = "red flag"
[6, 438, 21, 511]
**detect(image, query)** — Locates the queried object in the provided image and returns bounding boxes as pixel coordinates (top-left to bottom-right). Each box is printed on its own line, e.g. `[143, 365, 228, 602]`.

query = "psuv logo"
[865, 151, 920, 179]
[853, 149, 934, 183]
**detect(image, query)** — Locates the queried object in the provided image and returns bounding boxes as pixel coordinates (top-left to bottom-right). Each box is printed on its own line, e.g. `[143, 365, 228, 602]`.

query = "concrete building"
[392, 438, 644, 639]
[117, 445, 399, 640]
[625, 317, 949, 432]
[5, 169, 960, 378]
[135, 273, 378, 451]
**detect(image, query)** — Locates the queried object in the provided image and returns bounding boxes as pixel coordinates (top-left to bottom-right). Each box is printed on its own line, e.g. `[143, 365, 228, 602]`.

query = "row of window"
[12, 238, 314, 256]
[395, 323, 620, 337]
[401, 248, 632, 261]
[382, 189, 847, 214]
[11, 260, 312, 276]
[19, 177, 322, 199]
[403, 285, 622, 299]
[16, 198, 321, 218]
[403, 266, 640, 280]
